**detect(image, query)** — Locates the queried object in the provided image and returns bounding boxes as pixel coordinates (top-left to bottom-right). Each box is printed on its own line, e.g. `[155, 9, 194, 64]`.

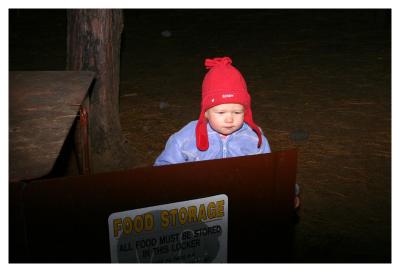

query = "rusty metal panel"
[9, 181, 29, 262]
[9, 71, 94, 182]
[11, 149, 297, 263]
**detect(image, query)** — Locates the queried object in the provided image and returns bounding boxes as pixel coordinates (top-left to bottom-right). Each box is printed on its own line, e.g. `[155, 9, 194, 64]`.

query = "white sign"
[108, 194, 228, 263]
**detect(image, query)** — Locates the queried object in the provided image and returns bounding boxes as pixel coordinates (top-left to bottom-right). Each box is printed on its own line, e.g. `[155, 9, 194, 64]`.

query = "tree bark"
[66, 9, 135, 173]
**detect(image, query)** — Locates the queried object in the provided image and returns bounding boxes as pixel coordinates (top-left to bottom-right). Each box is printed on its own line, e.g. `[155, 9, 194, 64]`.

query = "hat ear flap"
[196, 110, 209, 151]
[244, 108, 263, 148]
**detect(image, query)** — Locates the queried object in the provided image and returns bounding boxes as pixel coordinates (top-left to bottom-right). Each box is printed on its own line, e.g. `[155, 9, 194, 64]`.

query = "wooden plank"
[9, 71, 95, 182]
[13, 149, 297, 262]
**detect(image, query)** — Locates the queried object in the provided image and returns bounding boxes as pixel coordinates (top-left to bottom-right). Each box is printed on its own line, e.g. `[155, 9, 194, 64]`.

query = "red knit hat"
[195, 56, 263, 151]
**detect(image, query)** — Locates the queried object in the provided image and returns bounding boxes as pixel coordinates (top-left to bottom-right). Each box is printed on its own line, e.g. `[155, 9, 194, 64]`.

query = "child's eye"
[217, 112, 225, 114]
[234, 112, 243, 114]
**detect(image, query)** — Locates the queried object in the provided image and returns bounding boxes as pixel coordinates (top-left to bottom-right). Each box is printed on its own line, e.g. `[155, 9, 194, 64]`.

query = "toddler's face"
[205, 103, 245, 135]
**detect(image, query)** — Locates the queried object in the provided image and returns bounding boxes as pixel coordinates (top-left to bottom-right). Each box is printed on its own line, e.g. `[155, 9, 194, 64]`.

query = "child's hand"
[294, 196, 301, 210]
[294, 183, 300, 210]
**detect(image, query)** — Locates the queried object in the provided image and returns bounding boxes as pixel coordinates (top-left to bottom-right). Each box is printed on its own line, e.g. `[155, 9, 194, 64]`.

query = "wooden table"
[9, 71, 95, 182]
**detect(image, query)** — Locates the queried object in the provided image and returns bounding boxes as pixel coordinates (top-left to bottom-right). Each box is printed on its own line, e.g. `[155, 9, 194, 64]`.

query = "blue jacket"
[154, 121, 271, 166]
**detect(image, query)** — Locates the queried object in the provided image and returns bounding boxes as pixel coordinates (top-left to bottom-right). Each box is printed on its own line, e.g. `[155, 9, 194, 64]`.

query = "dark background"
[9, 9, 391, 262]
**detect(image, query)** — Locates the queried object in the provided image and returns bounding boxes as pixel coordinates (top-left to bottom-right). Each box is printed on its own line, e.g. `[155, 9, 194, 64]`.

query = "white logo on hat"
[222, 94, 234, 98]
[211, 98, 215, 103]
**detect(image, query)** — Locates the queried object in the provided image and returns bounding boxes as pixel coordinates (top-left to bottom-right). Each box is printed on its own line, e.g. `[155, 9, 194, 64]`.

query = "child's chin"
[220, 128, 237, 134]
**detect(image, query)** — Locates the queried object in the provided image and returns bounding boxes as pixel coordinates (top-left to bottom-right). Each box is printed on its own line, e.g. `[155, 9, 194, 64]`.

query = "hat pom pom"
[205, 57, 232, 69]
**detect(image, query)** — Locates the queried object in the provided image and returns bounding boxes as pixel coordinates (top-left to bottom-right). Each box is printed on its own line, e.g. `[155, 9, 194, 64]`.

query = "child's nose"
[225, 114, 233, 122]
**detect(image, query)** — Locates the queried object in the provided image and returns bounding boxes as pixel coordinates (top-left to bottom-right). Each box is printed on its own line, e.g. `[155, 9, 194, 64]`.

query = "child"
[154, 56, 270, 164]
[154, 57, 300, 208]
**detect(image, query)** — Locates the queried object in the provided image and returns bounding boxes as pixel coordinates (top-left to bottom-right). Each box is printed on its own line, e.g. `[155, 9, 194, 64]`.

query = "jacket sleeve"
[260, 134, 272, 153]
[154, 134, 187, 166]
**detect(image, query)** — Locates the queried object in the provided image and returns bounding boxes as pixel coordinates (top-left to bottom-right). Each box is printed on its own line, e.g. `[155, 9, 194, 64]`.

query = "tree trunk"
[66, 9, 135, 173]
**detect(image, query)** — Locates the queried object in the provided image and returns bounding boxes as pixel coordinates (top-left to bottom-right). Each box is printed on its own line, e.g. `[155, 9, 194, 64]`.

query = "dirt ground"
[9, 9, 391, 262]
